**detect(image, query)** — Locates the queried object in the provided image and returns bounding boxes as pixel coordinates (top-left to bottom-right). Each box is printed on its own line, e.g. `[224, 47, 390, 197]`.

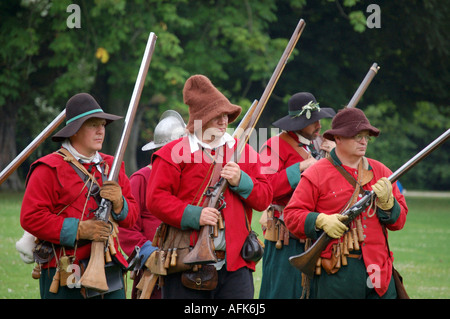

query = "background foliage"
[1, 0, 449, 191]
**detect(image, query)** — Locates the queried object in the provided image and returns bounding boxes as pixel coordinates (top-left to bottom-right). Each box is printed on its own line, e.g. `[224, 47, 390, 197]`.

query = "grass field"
[1, 191, 449, 299]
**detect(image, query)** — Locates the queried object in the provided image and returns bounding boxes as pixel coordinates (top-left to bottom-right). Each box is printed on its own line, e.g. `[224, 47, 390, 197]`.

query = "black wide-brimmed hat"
[52, 93, 122, 142]
[272, 92, 336, 131]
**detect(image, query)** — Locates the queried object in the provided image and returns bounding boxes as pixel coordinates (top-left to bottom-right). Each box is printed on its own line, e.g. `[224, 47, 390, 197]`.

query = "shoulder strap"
[279, 132, 310, 160]
[327, 157, 366, 210]
[54, 148, 105, 205]
[327, 157, 361, 190]
[191, 146, 225, 207]
[55, 148, 101, 186]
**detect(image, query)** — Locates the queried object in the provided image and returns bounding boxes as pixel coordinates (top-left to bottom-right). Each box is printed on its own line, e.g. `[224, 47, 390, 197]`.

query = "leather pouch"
[181, 265, 218, 291]
[241, 230, 264, 262]
[321, 244, 340, 275]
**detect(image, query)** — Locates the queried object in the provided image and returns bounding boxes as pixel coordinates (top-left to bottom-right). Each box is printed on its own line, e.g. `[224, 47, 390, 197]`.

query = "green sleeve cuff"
[181, 204, 202, 230]
[286, 162, 301, 190]
[60, 217, 79, 247]
[111, 196, 128, 221]
[377, 199, 400, 224]
[304, 212, 321, 240]
[229, 171, 253, 199]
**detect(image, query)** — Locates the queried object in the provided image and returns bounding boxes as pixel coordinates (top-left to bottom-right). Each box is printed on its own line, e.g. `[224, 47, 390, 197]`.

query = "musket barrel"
[388, 128, 450, 183]
[80, 31, 157, 292]
[0, 110, 66, 186]
[109, 32, 157, 182]
[346, 63, 380, 109]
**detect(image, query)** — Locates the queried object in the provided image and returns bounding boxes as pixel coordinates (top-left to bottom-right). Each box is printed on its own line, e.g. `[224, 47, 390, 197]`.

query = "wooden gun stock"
[80, 32, 157, 292]
[136, 270, 158, 299]
[183, 18, 306, 265]
[289, 128, 450, 278]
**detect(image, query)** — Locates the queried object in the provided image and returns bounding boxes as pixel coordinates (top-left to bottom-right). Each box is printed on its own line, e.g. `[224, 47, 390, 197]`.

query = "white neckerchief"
[188, 131, 236, 153]
[294, 131, 312, 146]
[62, 140, 103, 172]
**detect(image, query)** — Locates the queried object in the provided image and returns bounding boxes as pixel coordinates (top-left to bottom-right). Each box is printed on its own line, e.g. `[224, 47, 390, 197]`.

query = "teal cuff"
[377, 199, 400, 224]
[304, 212, 321, 240]
[60, 217, 79, 247]
[229, 171, 254, 199]
[112, 196, 128, 221]
[286, 162, 301, 190]
[181, 204, 202, 230]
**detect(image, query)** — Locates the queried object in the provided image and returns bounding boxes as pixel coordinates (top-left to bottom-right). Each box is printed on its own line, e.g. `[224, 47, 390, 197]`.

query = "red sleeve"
[146, 155, 188, 228]
[283, 173, 319, 239]
[116, 161, 138, 229]
[260, 143, 295, 202]
[237, 143, 273, 212]
[20, 164, 65, 244]
[368, 159, 408, 231]
[118, 172, 148, 256]
[388, 180, 408, 231]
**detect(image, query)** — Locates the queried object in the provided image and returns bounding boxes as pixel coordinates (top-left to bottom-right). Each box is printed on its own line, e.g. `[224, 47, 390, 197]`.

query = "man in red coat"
[258, 92, 336, 299]
[118, 110, 186, 299]
[146, 75, 272, 299]
[284, 107, 408, 299]
[20, 93, 138, 299]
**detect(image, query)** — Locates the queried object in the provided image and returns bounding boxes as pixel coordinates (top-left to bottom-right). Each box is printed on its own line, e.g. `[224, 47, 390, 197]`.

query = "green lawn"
[1, 191, 449, 299]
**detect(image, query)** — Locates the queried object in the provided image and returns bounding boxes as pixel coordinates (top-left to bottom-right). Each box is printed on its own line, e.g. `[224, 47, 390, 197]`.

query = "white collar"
[188, 132, 236, 153]
[294, 131, 312, 146]
[62, 140, 102, 164]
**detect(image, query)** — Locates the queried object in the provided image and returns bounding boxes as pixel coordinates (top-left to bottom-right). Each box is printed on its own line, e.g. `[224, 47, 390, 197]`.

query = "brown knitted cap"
[183, 75, 241, 133]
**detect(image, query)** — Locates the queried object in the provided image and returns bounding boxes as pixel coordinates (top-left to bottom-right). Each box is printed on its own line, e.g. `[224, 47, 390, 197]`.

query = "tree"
[1, 0, 448, 191]
[0, 0, 289, 189]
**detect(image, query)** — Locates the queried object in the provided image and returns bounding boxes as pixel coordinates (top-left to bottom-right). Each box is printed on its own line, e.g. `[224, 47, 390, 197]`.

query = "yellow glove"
[372, 177, 394, 211]
[100, 181, 124, 213]
[315, 213, 348, 239]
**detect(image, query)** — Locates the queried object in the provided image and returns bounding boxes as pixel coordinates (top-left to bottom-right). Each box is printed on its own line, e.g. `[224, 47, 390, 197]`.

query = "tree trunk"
[0, 100, 23, 191]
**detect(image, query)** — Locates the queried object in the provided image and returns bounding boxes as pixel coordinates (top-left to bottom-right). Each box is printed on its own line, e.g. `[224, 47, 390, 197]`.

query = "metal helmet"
[141, 110, 187, 151]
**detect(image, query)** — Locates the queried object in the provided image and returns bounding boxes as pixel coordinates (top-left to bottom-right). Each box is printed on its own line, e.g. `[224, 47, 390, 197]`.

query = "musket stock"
[80, 32, 157, 292]
[289, 128, 450, 278]
[183, 19, 306, 265]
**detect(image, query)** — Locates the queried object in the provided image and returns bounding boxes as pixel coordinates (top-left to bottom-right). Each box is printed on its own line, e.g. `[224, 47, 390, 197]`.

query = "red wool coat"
[260, 132, 308, 208]
[118, 165, 161, 257]
[20, 150, 138, 269]
[146, 137, 273, 272]
[284, 154, 408, 297]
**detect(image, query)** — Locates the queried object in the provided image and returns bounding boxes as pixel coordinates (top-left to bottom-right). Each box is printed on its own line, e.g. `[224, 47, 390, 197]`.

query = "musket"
[183, 18, 307, 265]
[289, 128, 450, 278]
[79, 32, 157, 292]
[0, 110, 66, 186]
[346, 63, 380, 109]
[312, 63, 380, 159]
